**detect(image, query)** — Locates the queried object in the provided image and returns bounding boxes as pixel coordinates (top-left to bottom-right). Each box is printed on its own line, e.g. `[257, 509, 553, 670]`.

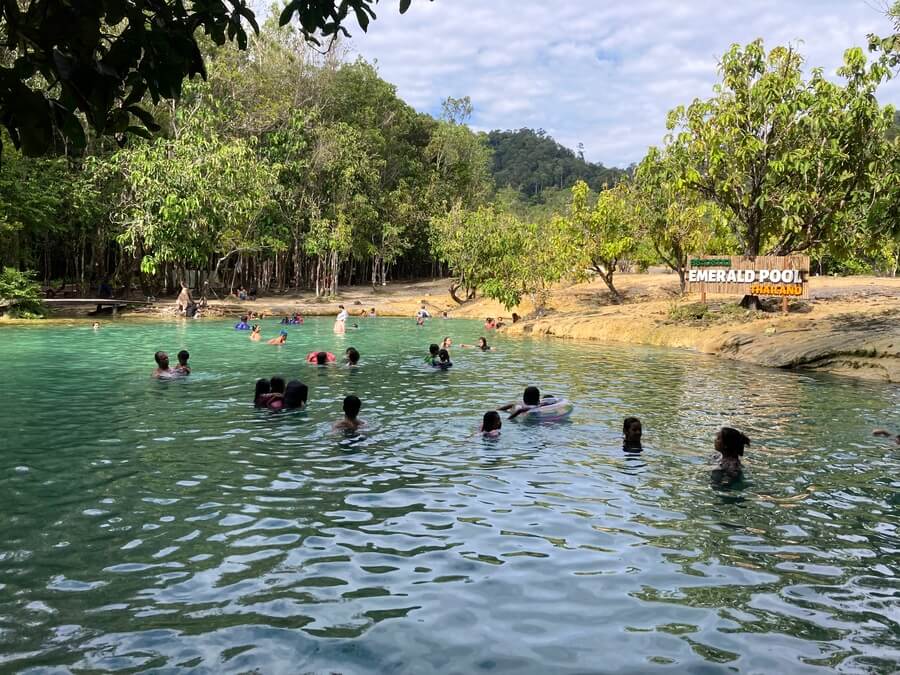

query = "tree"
[665, 40, 894, 257]
[0, 0, 424, 156]
[633, 147, 731, 292]
[562, 180, 637, 302]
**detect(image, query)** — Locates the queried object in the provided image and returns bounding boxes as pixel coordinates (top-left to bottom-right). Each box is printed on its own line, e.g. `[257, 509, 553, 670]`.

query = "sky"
[339, 0, 900, 167]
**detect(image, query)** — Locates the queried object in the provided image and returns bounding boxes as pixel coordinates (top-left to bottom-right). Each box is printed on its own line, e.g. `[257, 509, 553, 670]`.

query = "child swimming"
[481, 410, 502, 437]
[175, 350, 191, 375]
[434, 348, 452, 369]
[333, 395, 366, 431]
[250, 325, 261, 341]
[346, 347, 360, 367]
[714, 427, 750, 480]
[267, 330, 288, 345]
[425, 343, 440, 364]
[498, 386, 541, 418]
[623, 416, 642, 452]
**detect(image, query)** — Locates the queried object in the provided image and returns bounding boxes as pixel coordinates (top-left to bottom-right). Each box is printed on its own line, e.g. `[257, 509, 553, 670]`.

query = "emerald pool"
[1, 318, 898, 673]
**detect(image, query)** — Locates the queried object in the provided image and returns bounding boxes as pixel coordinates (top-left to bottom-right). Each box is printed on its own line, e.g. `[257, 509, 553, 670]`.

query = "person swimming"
[345, 347, 360, 367]
[283, 381, 309, 410]
[250, 324, 261, 341]
[481, 410, 502, 437]
[92, 321, 100, 330]
[461, 337, 492, 351]
[623, 416, 642, 452]
[175, 350, 191, 375]
[714, 427, 750, 480]
[434, 348, 452, 370]
[260, 376, 286, 410]
[441, 336, 452, 350]
[333, 395, 365, 431]
[254, 378, 271, 407]
[151, 351, 174, 379]
[498, 385, 541, 418]
[267, 330, 288, 345]
[307, 351, 336, 365]
[425, 343, 440, 364]
[235, 316, 251, 330]
[873, 429, 900, 444]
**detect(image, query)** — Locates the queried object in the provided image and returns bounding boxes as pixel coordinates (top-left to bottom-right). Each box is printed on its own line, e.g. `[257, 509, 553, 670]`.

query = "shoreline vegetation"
[15, 273, 899, 384]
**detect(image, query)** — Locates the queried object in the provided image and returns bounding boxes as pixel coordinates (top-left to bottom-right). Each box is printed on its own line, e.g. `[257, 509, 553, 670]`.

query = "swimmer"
[254, 378, 271, 406]
[714, 427, 750, 479]
[307, 351, 336, 365]
[267, 330, 288, 345]
[370, 307, 376, 317]
[461, 337, 493, 351]
[873, 429, 900, 444]
[250, 324, 261, 341]
[415, 304, 430, 322]
[283, 381, 309, 410]
[175, 349, 191, 375]
[484, 317, 496, 330]
[498, 385, 541, 419]
[441, 311, 448, 319]
[336, 305, 349, 322]
[261, 376, 286, 410]
[425, 343, 440, 364]
[293, 313, 304, 324]
[151, 351, 174, 378]
[92, 321, 100, 330]
[623, 416, 642, 452]
[333, 395, 366, 431]
[280, 316, 290, 325]
[235, 315, 251, 330]
[481, 410, 502, 437]
[345, 347, 360, 367]
[435, 348, 452, 369]
[441, 336, 452, 350]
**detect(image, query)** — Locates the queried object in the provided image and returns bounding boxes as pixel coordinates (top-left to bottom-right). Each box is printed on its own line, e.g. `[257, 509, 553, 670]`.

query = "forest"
[2, 3, 900, 317]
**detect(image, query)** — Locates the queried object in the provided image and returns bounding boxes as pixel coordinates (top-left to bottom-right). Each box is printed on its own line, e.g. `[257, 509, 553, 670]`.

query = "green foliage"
[487, 129, 625, 200]
[560, 180, 638, 300]
[665, 40, 894, 257]
[667, 302, 709, 322]
[0, 0, 426, 155]
[0, 268, 44, 317]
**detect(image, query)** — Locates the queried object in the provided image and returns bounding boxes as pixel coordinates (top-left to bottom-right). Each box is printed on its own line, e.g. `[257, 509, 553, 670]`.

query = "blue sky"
[340, 0, 900, 167]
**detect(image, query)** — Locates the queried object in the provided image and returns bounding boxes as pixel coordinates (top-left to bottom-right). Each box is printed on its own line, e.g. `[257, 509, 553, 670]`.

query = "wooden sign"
[687, 255, 810, 299]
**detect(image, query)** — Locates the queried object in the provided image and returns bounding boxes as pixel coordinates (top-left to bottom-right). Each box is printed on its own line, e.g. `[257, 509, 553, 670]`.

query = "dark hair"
[154, 351, 167, 366]
[177, 350, 189, 364]
[339, 304, 344, 309]
[438, 348, 451, 362]
[429, 343, 440, 356]
[478, 337, 489, 351]
[270, 376, 286, 394]
[623, 416, 641, 434]
[241, 315, 248, 322]
[283, 381, 308, 409]
[316, 351, 328, 365]
[346, 347, 360, 364]
[254, 378, 271, 405]
[343, 395, 361, 419]
[482, 411, 502, 433]
[720, 427, 750, 457]
[523, 386, 540, 405]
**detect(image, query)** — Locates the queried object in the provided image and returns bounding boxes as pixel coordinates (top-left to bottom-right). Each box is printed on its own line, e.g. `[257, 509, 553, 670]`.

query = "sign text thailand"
[687, 255, 810, 298]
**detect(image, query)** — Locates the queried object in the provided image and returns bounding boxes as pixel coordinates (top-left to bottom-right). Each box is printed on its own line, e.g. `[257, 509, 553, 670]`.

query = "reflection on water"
[1, 318, 898, 673]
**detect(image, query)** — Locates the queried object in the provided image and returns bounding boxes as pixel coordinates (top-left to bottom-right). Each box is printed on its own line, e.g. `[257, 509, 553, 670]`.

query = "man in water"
[333, 395, 366, 431]
[416, 304, 430, 321]
[152, 351, 175, 379]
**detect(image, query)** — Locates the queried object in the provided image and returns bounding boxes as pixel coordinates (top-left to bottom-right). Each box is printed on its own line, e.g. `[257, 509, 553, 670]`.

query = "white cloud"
[339, 0, 900, 167]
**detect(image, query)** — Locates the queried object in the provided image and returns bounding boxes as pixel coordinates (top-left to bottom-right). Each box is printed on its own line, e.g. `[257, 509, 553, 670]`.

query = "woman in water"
[250, 324, 261, 341]
[267, 330, 288, 345]
[441, 336, 452, 350]
[254, 379, 271, 407]
[282, 381, 309, 410]
[461, 337, 493, 351]
[713, 427, 750, 481]
[481, 411, 502, 437]
[623, 417, 642, 452]
[345, 347, 360, 367]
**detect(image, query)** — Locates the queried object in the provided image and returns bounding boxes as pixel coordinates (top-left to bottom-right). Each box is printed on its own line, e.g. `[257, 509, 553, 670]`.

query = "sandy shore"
[24, 273, 900, 383]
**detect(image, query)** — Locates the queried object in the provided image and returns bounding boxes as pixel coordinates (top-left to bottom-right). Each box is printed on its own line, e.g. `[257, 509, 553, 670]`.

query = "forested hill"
[486, 128, 626, 199]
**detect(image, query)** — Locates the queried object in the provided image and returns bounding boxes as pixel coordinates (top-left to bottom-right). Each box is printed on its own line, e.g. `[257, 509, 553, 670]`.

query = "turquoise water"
[1, 317, 898, 673]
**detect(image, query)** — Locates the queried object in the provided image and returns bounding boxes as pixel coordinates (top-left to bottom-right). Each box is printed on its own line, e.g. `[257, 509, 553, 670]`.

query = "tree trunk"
[449, 281, 466, 304]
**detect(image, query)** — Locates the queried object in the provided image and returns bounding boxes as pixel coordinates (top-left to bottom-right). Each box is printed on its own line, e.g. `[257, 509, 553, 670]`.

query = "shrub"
[667, 302, 709, 322]
[0, 268, 44, 318]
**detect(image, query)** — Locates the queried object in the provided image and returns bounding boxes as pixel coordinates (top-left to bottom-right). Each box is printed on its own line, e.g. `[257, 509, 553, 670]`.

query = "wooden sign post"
[687, 255, 810, 308]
